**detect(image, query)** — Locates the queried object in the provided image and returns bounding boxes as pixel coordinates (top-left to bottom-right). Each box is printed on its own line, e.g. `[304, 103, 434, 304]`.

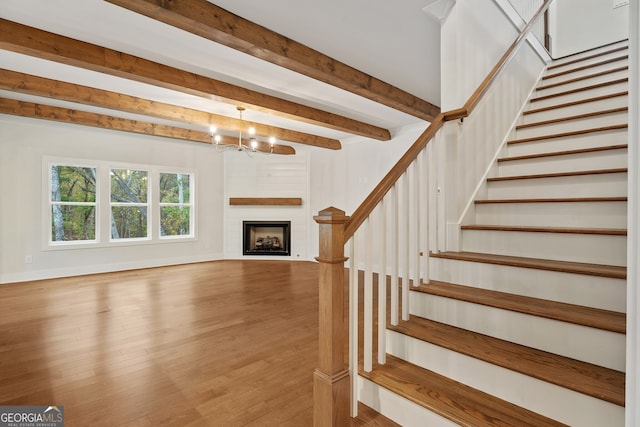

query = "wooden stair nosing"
[413, 280, 626, 333]
[389, 316, 625, 406]
[530, 78, 628, 103]
[430, 251, 627, 279]
[537, 66, 628, 91]
[543, 55, 628, 80]
[507, 124, 628, 145]
[487, 167, 627, 181]
[360, 354, 569, 427]
[475, 196, 628, 204]
[460, 224, 627, 236]
[547, 45, 628, 71]
[516, 107, 628, 130]
[523, 91, 628, 116]
[498, 144, 628, 162]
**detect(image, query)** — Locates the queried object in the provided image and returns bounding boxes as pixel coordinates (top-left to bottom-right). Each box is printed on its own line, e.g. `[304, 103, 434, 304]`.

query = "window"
[110, 168, 149, 240]
[45, 159, 195, 247]
[49, 165, 97, 243]
[159, 172, 193, 238]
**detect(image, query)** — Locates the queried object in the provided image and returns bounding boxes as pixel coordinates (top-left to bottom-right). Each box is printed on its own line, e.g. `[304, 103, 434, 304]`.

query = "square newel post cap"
[314, 206, 350, 225]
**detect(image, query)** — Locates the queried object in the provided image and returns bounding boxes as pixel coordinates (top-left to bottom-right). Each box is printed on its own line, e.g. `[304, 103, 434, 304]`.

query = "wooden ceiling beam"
[0, 18, 390, 141]
[105, 0, 441, 122]
[0, 97, 295, 155]
[0, 69, 340, 150]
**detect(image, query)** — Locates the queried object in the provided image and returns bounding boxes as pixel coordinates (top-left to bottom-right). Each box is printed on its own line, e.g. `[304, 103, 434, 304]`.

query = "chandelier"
[209, 106, 276, 156]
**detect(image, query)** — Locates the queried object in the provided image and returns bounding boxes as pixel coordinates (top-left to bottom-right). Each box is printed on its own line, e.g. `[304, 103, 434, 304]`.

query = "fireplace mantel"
[229, 197, 302, 206]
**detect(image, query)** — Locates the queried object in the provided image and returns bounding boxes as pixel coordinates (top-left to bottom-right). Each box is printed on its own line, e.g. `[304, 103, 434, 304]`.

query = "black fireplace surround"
[243, 221, 291, 256]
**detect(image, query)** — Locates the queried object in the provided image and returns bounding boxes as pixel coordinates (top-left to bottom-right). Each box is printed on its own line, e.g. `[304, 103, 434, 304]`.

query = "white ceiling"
[0, 0, 443, 150]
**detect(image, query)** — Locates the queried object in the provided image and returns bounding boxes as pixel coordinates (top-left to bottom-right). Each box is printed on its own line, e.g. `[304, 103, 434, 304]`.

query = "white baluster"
[390, 185, 399, 326]
[402, 171, 410, 322]
[413, 160, 421, 288]
[378, 198, 387, 365]
[421, 145, 430, 284]
[348, 236, 358, 417]
[364, 217, 373, 373]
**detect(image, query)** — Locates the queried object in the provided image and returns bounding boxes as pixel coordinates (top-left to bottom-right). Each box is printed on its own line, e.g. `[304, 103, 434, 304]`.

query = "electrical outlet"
[25, 255, 33, 264]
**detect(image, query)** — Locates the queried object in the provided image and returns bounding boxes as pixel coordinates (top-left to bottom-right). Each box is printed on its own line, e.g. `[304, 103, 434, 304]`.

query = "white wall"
[0, 115, 225, 283]
[440, 0, 520, 109]
[548, 0, 629, 58]
[627, 0, 639, 423]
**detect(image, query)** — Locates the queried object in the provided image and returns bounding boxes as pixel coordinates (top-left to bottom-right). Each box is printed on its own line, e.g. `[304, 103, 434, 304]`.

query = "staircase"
[357, 41, 628, 426]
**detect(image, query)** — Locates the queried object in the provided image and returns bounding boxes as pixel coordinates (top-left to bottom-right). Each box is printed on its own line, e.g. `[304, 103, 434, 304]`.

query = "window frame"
[109, 167, 151, 242]
[47, 160, 100, 247]
[43, 157, 197, 250]
[158, 171, 195, 240]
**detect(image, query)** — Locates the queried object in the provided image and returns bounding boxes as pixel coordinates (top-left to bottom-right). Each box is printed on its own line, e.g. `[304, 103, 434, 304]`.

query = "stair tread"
[530, 78, 628, 103]
[360, 354, 569, 427]
[523, 91, 628, 116]
[498, 144, 628, 162]
[390, 316, 625, 405]
[461, 224, 627, 236]
[430, 251, 626, 279]
[413, 280, 626, 333]
[537, 66, 628, 91]
[543, 56, 628, 80]
[507, 124, 628, 145]
[516, 107, 628, 130]
[546, 45, 628, 71]
[475, 196, 628, 203]
[487, 167, 627, 181]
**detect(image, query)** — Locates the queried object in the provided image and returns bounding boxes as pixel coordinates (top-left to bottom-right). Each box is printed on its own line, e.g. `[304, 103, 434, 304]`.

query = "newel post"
[313, 207, 350, 426]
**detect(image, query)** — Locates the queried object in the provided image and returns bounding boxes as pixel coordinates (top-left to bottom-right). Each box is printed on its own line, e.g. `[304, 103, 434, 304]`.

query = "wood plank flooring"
[0, 260, 391, 426]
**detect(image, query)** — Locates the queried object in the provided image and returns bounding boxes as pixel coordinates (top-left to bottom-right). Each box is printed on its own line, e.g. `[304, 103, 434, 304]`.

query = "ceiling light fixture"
[209, 106, 276, 156]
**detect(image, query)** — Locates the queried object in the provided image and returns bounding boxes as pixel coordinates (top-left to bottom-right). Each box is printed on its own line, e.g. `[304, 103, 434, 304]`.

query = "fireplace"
[243, 221, 291, 256]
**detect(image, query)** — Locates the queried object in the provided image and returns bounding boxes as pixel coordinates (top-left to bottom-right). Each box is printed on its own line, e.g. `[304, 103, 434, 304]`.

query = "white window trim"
[43, 157, 196, 250]
[109, 167, 151, 242]
[158, 170, 195, 240]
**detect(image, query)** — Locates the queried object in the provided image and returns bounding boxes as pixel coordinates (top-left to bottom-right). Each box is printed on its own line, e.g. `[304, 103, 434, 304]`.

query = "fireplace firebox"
[243, 221, 291, 256]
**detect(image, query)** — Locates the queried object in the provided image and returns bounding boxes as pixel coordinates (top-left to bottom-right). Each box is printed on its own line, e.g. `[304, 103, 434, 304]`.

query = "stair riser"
[358, 377, 459, 427]
[537, 69, 628, 97]
[514, 111, 627, 140]
[507, 129, 628, 156]
[529, 81, 628, 109]
[498, 149, 628, 176]
[408, 293, 626, 370]
[545, 50, 628, 76]
[429, 257, 626, 312]
[460, 229, 627, 266]
[521, 94, 628, 124]
[487, 173, 627, 199]
[386, 331, 625, 427]
[542, 58, 628, 86]
[474, 200, 627, 229]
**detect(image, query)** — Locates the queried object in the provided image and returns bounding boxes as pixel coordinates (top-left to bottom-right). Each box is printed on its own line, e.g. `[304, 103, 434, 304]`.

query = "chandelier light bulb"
[209, 125, 217, 135]
[269, 136, 276, 146]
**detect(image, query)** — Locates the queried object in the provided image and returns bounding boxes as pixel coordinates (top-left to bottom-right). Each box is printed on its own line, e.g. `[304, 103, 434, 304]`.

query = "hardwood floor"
[0, 260, 391, 426]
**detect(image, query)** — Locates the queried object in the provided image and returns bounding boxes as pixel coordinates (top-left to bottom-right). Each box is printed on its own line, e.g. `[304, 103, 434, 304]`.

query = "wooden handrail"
[342, 0, 552, 241]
